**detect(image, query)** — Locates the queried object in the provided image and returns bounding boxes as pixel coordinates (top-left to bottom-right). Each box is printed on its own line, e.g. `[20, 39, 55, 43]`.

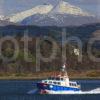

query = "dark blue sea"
[0, 79, 100, 100]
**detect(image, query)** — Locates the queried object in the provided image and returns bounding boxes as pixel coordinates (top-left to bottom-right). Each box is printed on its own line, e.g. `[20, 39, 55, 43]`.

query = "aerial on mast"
[60, 63, 69, 78]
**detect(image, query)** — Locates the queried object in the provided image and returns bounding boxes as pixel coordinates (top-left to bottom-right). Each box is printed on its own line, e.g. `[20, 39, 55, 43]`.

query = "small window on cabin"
[70, 83, 73, 86]
[58, 82, 61, 85]
[53, 82, 57, 84]
[71, 83, 76, 86]
[61, 78, 63, 81]
[51, 77, 55, 80]
[74, 84, 76, 86]
[49, 81, 52, 84]
[49, 77, 51, 80]
[72, 83, 74, 86]
[56, 77, 60, 80]
[45, 81, 47, 83]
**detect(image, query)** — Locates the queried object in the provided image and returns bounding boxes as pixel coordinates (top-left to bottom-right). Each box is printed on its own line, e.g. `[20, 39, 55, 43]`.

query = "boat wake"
[80, 88, 100, 95]
[28, 65, 100, 95]
[27, 89, 38, 94]
[27, 88, 100, 94]
[59, 88, 100, 94]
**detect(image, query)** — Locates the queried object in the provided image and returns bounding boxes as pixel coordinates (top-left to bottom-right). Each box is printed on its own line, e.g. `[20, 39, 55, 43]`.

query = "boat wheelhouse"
[36, 64, 81, 94]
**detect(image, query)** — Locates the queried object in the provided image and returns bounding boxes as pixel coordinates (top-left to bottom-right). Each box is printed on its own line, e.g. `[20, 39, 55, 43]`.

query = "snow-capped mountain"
[9, 4, 53, 23]
[49, 1, 91, 16]
[0, 15, 14, 26]
[6, 1, 100, 26]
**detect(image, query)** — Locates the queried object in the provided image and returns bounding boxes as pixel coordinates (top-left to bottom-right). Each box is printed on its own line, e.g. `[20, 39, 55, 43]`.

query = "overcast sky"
[0, 0, 100, 17]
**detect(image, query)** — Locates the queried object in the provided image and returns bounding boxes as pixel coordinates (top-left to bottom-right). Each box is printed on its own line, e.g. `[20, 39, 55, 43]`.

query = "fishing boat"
[36, 64, 81, 94]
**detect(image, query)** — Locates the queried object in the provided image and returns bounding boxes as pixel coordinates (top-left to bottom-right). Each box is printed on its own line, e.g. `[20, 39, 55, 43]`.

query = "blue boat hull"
[37, 83, 80, 92]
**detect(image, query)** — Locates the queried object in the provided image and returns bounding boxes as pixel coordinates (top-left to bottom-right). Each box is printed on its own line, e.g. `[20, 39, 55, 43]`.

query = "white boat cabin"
[42, 76, 79, 88]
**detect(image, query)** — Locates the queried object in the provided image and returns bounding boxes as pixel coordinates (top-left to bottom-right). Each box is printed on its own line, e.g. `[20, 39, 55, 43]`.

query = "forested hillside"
[0, 24, 100, 78]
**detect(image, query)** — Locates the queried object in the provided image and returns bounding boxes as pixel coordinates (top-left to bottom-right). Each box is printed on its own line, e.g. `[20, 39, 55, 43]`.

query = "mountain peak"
[4, 0, 98, 26]
[50, 0, 92, 16]
[9, 4, 53, 23]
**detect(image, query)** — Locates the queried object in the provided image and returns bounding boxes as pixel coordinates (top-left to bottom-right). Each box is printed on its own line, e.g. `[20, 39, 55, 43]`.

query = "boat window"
[70, 83, 72, 86]
[49, 81, 52, 84]
[53, 82, 57, 84]
[44, 81, 47, 83]
[74, 84, 77, 86]
[73, 83, 76, 86]
[58, 82, 61, 85]
[48, 77, 52, 80]
[52, 77, 55, 80]
[72, 83, 74, 86]
[70, 83, 77, 86]
[49, 77, 54, 80]
[56, 77, 60, 80]
[53, 82, 61, 85]
[61, 78, 63, 81]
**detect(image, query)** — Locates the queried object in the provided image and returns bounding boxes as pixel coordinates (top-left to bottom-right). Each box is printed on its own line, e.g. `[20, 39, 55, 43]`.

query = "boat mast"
[61, 64, 69, 78]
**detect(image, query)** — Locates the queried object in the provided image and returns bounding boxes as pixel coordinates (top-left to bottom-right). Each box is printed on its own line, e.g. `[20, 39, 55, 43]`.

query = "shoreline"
[0, 70, 99, 80]
[0, 76, 100, 80]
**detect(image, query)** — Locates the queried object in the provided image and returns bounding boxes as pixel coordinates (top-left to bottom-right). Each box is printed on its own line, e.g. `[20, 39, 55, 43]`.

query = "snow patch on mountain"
[21, 13, 97, 26]
[2, 0, 98, 26]
[9, 4, 53, 23]
[50, 1, 91, 16]
[8, 1, 94, 23]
